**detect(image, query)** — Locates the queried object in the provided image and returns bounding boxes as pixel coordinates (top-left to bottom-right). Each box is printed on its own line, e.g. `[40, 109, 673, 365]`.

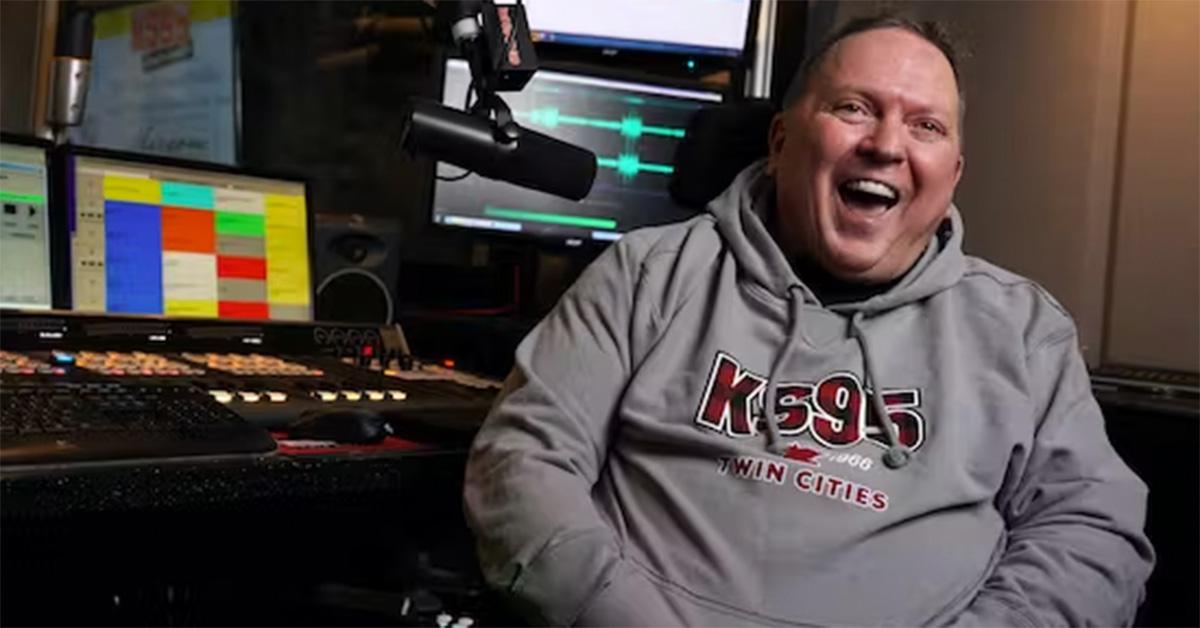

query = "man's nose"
[857, 118, 905, 164]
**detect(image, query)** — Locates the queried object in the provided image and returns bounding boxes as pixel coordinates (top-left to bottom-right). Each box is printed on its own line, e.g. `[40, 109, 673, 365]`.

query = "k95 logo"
[694, 351, 926, 451]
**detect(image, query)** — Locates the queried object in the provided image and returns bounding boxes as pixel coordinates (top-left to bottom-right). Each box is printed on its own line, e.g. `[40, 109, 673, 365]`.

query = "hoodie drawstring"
[850, 311, 911, 469]
[762, 286, 806, 455]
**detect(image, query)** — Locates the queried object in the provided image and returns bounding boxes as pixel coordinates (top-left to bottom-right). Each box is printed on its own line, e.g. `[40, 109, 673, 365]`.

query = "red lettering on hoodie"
[696, 352, 766, 437]
[812, 375, 865, 447]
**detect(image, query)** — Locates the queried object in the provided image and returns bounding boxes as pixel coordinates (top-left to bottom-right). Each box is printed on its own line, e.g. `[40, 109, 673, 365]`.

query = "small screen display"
[68, 153, 313, 321]
[432, 59, 722, 246]
[0, 142, 53, 310]
[524, 0, 753, 58]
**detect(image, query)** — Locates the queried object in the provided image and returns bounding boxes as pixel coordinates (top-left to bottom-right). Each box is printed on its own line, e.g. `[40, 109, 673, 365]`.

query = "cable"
[435, 74, 480, 182]
[434, 0, 526, 185]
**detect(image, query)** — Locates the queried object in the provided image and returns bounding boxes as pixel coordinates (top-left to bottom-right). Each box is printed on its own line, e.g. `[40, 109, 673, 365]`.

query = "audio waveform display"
[596, 154, 675, 181]
[520, 108, 686, 140]
[433, 59, 723, 245]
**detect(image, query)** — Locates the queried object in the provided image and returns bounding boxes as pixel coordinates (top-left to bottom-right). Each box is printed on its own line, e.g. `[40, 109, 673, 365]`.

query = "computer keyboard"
[0, 382, 277, 466]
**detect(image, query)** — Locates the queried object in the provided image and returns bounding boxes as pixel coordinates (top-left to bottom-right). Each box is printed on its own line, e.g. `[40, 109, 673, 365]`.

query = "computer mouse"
[286, 408, 393, 444]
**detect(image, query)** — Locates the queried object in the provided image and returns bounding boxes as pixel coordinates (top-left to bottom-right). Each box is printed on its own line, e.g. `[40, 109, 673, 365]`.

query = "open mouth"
[838, 178, 900, 211]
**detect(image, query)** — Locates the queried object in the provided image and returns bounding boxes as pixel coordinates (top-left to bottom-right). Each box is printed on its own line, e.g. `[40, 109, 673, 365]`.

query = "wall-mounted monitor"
[431, 59, 723, 247]
[0, 137, 54, 311]
[63, 148, 313, 321]
[523, 0, 754, 58]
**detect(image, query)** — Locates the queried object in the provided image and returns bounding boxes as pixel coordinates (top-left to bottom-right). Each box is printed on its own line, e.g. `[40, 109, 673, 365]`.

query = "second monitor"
[64, 149, 313, 321]
[432, 59, 723, 246]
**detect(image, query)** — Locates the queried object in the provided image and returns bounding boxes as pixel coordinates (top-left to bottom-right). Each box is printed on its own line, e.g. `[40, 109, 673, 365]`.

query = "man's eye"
[915, 120, 946, 136]
[837, 103, 867, 115]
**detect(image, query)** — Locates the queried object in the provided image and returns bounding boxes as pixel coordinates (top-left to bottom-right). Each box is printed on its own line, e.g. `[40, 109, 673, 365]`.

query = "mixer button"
[208, 390, 234, 404]
[386, 390, 407, 401]
[264, 391, 287, 402]
[314, 390, 338, 402]
[364, 390, 385, 401]
[341, 390, 363, 401]
[238, 391, 262, 403]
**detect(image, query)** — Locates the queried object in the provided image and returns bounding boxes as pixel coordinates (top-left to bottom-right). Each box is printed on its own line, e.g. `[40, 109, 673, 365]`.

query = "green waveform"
[596, 154, 675, 180]
[521, 108, 685, 139]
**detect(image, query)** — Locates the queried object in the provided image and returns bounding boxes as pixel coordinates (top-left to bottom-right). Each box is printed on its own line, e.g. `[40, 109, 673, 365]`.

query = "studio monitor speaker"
[313, 213, 401, 324]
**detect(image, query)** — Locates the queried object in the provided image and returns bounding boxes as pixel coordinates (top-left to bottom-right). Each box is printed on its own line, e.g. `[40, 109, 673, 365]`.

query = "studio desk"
[0, 310, 505, 626]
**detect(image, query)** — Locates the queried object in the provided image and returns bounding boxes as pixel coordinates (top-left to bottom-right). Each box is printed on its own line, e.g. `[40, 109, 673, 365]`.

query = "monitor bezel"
[1, 132, 66, 311]
[426, 59, 726, 252]
[54, 143, 318, 323]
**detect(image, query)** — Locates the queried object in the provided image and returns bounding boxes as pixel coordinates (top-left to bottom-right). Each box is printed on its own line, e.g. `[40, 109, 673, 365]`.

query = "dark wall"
[0, 0, 43, 134]
[1102, 396, 1200, 627]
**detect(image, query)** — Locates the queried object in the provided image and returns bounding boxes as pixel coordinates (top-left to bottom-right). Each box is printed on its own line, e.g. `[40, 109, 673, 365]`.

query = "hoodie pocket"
[574, 557, 681, 627]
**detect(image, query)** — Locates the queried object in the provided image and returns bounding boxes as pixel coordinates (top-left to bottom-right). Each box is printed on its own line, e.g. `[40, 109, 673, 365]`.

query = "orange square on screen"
[162, 207, 215, 253]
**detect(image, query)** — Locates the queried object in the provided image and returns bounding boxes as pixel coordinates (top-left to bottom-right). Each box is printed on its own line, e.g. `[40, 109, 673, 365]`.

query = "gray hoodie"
[464, 161, 1154, 626]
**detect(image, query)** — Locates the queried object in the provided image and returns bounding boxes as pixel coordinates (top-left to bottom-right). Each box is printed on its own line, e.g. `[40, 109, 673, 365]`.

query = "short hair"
[782, 14, 967, 122]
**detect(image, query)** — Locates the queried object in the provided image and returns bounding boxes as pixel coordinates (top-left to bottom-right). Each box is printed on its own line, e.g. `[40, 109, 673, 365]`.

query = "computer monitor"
[63, 148, 313, 321]
[0, 137, 54, 311]
[524, 0, 753, 58]
[431, 59, 723, 246]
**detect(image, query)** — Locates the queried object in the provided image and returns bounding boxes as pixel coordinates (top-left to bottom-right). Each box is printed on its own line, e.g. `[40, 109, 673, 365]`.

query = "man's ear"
[765, 113, 787, 177]
[953, 153, 964, 186]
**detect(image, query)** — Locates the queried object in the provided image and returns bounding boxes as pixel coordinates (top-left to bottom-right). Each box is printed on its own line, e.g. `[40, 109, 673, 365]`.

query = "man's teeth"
[844, 179, 898, 201]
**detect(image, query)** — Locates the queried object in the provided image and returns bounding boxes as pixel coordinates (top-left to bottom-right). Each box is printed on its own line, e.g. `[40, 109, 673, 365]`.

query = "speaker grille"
[315, 268, 393, 324]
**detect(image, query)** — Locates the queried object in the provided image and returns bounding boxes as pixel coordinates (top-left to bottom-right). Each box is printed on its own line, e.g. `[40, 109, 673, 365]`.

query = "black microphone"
[405, 100, 597, 201]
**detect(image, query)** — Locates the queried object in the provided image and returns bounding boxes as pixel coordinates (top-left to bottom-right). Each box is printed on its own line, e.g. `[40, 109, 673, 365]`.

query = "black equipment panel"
[0, 310, 499, 467]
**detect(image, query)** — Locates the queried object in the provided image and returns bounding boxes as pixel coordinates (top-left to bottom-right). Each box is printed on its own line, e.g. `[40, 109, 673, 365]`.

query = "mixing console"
[0, 310, 501, 466]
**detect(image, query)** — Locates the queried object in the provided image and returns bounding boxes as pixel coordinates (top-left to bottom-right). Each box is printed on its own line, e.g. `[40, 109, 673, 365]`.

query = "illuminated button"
[265, 391, 287, 403]
[238, 391, 262, 403]
[209, 390, 234, 404]
[386, 390, 407, 401]
[341, 390, 363, 402]
[365, 390, 385, 401]
[315, 390, 338, 402]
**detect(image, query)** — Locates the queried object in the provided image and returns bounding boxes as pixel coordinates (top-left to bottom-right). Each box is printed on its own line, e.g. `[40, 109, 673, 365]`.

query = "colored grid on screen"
[95, 169, 309, 320]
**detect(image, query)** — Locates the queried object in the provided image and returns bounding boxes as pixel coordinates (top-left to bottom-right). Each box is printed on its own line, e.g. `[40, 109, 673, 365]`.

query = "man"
[464, 15, 1154, 626]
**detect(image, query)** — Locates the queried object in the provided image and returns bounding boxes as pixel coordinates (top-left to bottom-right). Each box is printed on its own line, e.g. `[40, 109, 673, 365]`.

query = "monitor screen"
[66, 152, 313, 321]
[0, 141, 53, 311]
[432, 59, 723, 246]
[524, 0, 753, 58]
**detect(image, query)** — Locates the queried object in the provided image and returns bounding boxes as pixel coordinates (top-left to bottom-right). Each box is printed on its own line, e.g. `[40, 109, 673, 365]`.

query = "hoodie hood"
[707, 159, 968, 466]
[707, 158, 967, 314]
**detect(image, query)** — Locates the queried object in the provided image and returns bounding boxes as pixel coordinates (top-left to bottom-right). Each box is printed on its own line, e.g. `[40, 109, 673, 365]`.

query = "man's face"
[767, 27, 963, 283]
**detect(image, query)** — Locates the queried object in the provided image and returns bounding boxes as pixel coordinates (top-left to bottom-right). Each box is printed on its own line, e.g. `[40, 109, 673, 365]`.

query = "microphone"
[48, 8, 94, 129]
[405, 100, 597, 201]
